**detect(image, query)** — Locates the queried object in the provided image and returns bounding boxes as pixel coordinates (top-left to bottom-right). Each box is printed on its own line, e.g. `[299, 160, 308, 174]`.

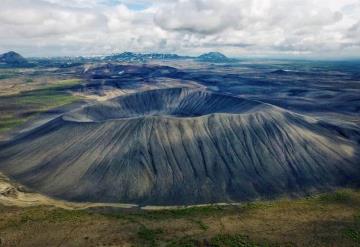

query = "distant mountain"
[105, 52, 185, 62]
[197, 52, 236, 63]
[0, 51, 29, 66]
[105, 52, 139, 62]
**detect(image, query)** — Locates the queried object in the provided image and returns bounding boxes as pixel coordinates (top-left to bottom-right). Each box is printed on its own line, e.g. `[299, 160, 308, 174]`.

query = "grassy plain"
[0, 76, 83, 133]
[0, 189, 359, 246]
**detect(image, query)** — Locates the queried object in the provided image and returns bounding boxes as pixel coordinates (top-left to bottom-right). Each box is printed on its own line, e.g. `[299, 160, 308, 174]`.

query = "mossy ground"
[0, 189, 359, 246]
[0, 69, 20, 80]
[0, 78, 83, 133]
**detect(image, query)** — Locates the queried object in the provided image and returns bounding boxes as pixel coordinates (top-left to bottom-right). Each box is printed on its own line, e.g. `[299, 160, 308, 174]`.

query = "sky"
[0, 0, 360, 58]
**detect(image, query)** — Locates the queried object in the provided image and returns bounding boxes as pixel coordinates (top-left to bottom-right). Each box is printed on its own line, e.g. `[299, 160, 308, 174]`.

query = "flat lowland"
[0, 189, 359, 247]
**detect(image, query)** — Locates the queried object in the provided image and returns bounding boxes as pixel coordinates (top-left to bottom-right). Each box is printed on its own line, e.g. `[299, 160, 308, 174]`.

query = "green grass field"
[0, 70, 20, 80]
[0, 189, 359, 246]
[0, 79, 83, 133]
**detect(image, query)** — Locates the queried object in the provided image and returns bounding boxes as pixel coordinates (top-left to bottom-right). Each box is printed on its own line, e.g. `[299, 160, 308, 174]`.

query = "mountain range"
[0, 51, 237, 66]
[104, 51, 236, 63]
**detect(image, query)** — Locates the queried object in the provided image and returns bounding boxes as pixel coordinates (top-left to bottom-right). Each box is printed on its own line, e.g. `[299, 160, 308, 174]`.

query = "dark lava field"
[0, 54, 360, 205]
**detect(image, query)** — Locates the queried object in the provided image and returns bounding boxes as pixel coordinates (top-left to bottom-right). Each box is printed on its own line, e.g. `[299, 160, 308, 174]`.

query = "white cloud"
[0, 0, 359, 58]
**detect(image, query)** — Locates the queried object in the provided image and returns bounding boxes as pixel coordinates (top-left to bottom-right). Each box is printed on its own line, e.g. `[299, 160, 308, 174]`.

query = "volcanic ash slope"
[0, 88, 359, 205]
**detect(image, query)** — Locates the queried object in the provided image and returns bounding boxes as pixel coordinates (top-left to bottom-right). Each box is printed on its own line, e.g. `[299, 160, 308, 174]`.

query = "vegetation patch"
[0, 74, 13, 80]
[191, 219, 209, 231]
[0, 116, 28, 133]
[25, 78, 34, 83]
[1, 189, 360, 246]
[137, 225, 164, 247]
[15, 88, 78, 109]
[0, 78, 83, 133]
[166, 234, 277, 247]
[1, 207, 91, 229]
[0, 70, 19, 80]
[14, 78, 83, 107]
[107, 205, 225, 222]
[43, 208, 90, 223]
[210, 234, 273, 247]
[343, 228, 360, 243]
[317, 191, 353, 204]
[343, 214, 360, 244]
[166, 236, 199, 247]
[146, 205, 225, 219]
[43, 78, 83, 90]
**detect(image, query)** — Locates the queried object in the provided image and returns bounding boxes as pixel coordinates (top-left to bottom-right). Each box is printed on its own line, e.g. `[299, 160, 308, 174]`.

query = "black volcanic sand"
[0, 87, 359, 205]
[79, 62, 360, 119]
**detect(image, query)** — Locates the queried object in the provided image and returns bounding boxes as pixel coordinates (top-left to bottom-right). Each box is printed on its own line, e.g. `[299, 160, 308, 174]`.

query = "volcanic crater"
[65, 88, 264, 121]
[0, 88, 359, 205]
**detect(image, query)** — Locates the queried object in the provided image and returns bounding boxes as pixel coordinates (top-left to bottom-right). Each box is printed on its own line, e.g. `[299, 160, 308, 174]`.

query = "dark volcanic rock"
[84, 63, 178, 79]
[0, 88, 359, 205]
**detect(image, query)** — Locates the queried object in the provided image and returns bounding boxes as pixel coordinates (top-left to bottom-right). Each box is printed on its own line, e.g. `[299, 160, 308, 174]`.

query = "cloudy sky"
[0, 0, 359, 58]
